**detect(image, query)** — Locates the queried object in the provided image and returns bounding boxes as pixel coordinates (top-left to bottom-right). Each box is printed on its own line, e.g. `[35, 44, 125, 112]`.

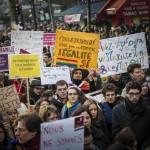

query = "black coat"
[51, 98, 64, 113]
[142, 93, 150, 107]
[92, 120, 111, 150]
[112, 98, 150, 150]
[108, 78, 125, 95]
[29, 92, 41, 105]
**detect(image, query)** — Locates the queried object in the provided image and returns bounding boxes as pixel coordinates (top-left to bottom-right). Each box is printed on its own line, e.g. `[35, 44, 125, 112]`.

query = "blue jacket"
[100, 102, 112, 125]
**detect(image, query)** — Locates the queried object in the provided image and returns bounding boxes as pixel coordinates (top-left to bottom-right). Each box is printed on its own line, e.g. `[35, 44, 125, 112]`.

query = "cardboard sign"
[41, 116, 84, 150]
[9, 54, 40, 79]
[43, 33, 56, 46]
[41, 67, 72, 85]
[0, 54, 8, 71]
[54, 30, 100, 68]
[98, 32, 149, 77]
[11, 31, 43, 54]
[0, 85, 20, 112]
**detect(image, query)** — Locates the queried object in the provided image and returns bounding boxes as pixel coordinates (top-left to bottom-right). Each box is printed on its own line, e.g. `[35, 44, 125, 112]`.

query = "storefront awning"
[98, 0, 127, 16]
[61, 2, 106, 16]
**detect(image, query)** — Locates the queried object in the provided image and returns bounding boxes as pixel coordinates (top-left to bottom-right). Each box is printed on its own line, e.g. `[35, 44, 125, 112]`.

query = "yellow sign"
[9, 54, 40, 79]
[54, 30, 100, 68]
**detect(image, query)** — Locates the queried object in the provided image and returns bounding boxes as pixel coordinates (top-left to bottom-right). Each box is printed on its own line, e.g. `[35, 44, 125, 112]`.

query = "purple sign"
[0, 54, 8, 71]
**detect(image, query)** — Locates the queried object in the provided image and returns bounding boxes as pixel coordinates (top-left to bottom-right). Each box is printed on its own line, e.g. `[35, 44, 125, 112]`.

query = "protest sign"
[0, 46, 15, 72]
[0, 46, 14, 54]
[9, 54, 40, 79]
[43, 33, 56, 46]
[0, 85, 20, 112]
[64, 14, 81, 23]
[41, 116, 84, 150]
[0, 54, 8, 71]
[42, 33, 56, 67]
[11, 31, 43, 54]
[86, 90, 104, 103]
[54, 29, 100, 68]
[98, 32, 149, 77]
[42, 45, 55, 67]
[41, 67, 72, 85]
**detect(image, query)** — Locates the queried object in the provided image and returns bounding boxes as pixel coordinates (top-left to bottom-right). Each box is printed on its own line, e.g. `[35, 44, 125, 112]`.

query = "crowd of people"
[0, 62, 150, 150]
[0, 20, 150, 54]
[0, 18, 150, 150]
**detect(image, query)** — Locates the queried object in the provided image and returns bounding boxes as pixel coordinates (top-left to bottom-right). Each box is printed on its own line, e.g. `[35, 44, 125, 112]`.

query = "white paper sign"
[86, 90, 104, 103]
[64, 14, 81, 23]
[98, 32, 149, 77]
[11, 31, 43, 54]
[40, 116, 84, 150]
[41, 67, 72, 85]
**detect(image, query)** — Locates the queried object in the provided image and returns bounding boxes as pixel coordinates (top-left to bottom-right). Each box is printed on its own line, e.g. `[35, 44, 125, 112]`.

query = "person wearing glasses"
[112, 81, 150, 150]
[51, 80, 68, 113]
[121, 63, 146, 97]
[61, 86, 83, 119]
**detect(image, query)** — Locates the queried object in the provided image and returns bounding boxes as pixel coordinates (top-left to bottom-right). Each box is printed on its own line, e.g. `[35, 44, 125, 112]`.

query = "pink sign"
[43, 33, 56, 46]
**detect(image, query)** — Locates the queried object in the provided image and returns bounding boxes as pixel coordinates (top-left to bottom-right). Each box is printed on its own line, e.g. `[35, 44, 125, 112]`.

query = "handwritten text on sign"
[9, 54, 40, 79]
[98, 32, 149, 77]
[41, 116, 84, 150]
[0, 85, 20, 112]
[54, 30, 100, 68]
[11, 31, 43, 54]
[41, 67, 72, 85]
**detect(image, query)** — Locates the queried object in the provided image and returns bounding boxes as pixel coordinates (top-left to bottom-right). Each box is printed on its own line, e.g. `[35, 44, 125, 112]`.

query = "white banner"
[41, 67, 72, 85]
[11, 31, 43, 55]
[98, 32, 149, 77]
[40, 116, 84, 150]
[64, 14, 81, 23]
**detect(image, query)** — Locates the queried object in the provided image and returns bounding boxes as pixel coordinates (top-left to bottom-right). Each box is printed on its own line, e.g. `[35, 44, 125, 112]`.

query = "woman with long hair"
[73, 105, 111, 150]
[85, 99, 111, 149]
